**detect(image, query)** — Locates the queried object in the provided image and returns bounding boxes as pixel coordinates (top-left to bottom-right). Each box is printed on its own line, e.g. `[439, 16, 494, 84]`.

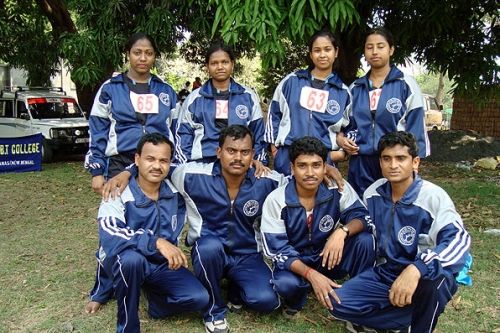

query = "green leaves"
[208, 0, 360, 70]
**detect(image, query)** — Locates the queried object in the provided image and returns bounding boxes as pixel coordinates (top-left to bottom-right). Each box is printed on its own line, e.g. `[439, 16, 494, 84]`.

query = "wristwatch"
[340, 225, 350, 238]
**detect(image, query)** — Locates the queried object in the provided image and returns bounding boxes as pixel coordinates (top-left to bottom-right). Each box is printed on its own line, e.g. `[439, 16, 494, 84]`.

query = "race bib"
[299, 86, 328, 113]
[369, 88, 382, 111]
[130, 92, 159, 114]
[215, 100, 229, 119]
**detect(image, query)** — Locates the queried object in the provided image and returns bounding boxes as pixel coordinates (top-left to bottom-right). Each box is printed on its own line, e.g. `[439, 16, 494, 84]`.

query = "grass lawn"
[0, 160, 498, 333]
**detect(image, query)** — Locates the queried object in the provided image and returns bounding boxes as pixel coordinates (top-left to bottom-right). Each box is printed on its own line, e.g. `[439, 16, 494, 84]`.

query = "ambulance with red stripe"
[0, 87, 89, 161]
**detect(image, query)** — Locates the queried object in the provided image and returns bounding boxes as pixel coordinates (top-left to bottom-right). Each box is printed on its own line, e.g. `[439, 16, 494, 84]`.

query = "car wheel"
[42, 139, 53, 163]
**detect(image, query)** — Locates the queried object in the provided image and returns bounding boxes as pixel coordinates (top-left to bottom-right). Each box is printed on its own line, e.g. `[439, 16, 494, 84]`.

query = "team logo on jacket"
[326, 100, 340, 115]
[235, 105, 249, 119]
[243, 200, 259, 216]
[319, 215, 334, 232]
[159, 92, 170, 107]
[386, 98, 402, 113]
[398, 226, 416, 246]
[171, 214, 178, 232]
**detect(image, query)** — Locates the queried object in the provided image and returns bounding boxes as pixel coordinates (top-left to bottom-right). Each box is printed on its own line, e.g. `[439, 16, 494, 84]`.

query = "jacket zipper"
[301, 194, 333, 243]
[155, 200, 160, 235]
[384, 203, 396, 257]
[308, 111, 312, 135]
[371, 110, 376, 153]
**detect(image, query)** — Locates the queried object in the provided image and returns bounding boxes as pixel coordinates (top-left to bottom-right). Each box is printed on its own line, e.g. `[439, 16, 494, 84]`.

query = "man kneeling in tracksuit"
[96, 133, 209, 333]
[330, 131, 471, 333]
[260, 136, 376, 317]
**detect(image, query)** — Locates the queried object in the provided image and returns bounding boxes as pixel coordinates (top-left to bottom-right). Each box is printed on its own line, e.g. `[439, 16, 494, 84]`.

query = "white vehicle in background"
[423, 94, 446, 131]
[0, 87, 89, 162]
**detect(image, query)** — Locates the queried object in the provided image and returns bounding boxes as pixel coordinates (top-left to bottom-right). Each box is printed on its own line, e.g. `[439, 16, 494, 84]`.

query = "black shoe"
[227, 301, 243, 313]
[282, 305, 300, 319]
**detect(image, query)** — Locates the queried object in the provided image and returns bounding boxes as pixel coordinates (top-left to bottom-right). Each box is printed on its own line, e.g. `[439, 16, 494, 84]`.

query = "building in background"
[0, 62, 77, 101]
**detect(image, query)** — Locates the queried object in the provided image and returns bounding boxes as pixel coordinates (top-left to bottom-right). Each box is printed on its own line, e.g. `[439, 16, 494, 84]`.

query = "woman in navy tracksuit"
[84, 32, 177, 313]
[175, 42, 268, 167]
[338, 27, 429, 196]
[265, 30, 350, 175]
[85, 33, 177, 193]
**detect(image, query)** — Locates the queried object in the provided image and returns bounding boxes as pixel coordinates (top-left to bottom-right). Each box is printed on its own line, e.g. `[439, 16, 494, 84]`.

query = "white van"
[422, 94, 445, 131]
[0, 87, 89, 161]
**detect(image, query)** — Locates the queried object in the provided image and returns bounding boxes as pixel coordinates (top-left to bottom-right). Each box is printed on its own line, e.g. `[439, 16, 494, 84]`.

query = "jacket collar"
[198, 78, 245, 98]
[295, 69, 345, 89]
[285, 179, 334, 207]
[129, 175, 175, 207]
[211, 159, 257, 185]
[352, 65, 403, 88]
[377, 173, 423, 205]
[110, 72, 163, 85]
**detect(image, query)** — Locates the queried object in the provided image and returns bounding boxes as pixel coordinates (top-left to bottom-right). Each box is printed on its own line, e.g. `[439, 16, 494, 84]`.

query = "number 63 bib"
[299, 86, 329, 113]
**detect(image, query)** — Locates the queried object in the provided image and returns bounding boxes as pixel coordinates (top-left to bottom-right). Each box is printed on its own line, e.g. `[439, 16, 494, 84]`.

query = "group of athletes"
[83, 27, 471, 333]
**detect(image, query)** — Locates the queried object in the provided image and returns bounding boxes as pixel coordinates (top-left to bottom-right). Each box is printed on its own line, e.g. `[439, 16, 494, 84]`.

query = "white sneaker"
[204, 318, 229, 333]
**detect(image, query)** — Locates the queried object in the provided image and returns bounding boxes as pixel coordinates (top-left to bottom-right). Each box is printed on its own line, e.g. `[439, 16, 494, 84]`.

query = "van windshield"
[27, 97, 84, 119]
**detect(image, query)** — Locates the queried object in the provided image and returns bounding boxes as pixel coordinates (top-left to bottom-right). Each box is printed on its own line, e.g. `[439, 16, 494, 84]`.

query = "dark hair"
[218, 125, 254, 148]
[378, 131, 418, 158]
[185, 81, 191, 86]
[306, 30, 339, 71]
[205, 42, 235, 64]
[289, 136, 328, 163]
[125, 32, 159, 55]
[365, 27, 394, 48]
[136, 132, 173, 157]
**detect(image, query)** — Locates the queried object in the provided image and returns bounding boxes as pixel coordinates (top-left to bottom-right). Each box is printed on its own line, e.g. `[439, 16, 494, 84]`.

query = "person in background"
[192, 76, 202, 90]
[337, 27, 429, 197]
[178, 81, 191, 104]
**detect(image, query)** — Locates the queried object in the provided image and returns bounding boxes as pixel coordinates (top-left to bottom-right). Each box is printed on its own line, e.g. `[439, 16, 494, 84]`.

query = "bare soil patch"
[427, 130, 500, 162]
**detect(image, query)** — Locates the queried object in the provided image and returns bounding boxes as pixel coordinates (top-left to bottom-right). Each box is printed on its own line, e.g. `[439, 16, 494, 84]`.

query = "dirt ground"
[427, 130, 500, 162]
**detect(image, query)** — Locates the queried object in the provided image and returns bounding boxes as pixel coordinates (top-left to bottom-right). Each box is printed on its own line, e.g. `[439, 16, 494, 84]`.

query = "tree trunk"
[435, 72, 445, 107]
[34, 0, 96, 116]
[76, 85, 98, 118]
[337, 30, 364, 85]
[76, 66, 115, 117]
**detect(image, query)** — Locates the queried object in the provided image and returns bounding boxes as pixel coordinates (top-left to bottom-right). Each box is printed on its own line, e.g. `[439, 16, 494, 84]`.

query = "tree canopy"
[0, 0, 497, 112]
[212, 0, 498, 92]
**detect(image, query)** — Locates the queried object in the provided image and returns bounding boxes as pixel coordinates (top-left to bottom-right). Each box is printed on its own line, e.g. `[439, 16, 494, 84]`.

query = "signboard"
[0, 134, 43, 173]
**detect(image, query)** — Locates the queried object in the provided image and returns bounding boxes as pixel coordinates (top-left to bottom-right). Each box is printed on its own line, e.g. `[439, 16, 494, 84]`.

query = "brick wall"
[452, 95, 499, 138]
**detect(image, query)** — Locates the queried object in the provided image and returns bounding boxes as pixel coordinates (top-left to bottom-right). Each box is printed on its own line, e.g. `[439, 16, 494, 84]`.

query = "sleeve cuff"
[148, 235, 159, 253]
[413, 259, 429, 277]
[284, 256, 299, 271]
[90, 168, 104, 177]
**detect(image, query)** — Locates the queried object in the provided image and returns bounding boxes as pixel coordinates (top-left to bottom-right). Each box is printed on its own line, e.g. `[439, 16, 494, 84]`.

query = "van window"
[27, 97, 84, 119]
[0, 99, 14, 117]
[429, 98, 439, 111]
[17, 101, 28, 118]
